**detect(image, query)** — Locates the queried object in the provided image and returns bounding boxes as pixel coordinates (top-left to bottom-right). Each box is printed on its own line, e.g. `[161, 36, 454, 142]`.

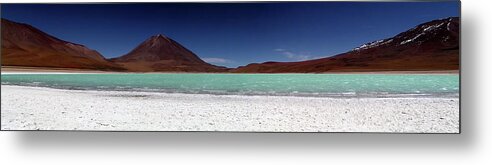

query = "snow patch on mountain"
[353, 39, 393, 51]
[400, 33, 423, 45]
[424, 23, 445, 32]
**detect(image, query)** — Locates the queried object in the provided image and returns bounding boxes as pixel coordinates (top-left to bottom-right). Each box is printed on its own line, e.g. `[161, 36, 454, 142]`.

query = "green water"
[1, 73, 459, 97]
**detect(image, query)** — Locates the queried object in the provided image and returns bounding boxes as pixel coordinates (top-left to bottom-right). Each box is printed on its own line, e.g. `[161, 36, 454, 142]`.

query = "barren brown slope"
[1, 18, 125, 71]
[232, 17, 459, 73]
[110, 34, 228, 72]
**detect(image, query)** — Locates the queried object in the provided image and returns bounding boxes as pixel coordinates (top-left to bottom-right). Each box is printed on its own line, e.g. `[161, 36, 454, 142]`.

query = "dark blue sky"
[1, 2, 459, 67]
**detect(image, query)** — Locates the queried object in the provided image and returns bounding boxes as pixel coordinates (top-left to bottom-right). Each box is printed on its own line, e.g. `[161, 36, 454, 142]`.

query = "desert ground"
[0, 85, 459, 132]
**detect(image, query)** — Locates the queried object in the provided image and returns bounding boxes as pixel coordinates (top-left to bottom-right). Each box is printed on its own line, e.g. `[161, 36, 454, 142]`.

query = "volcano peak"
[110, 34, 228, 72]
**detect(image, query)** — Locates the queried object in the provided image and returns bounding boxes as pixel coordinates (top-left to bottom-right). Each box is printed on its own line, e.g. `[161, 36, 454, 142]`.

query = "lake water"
[1, 73, 459, 97]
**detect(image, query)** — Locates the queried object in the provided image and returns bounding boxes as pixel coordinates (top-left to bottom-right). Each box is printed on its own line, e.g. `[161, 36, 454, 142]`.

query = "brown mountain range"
[231, 17, 459, 73]
[1, 17, 459, 73]
[1, 18, 124, 71]
[110, 34, 227, 72]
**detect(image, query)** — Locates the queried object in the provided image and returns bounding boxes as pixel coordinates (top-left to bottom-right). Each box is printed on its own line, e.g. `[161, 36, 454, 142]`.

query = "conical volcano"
[111, 34, 227, 72]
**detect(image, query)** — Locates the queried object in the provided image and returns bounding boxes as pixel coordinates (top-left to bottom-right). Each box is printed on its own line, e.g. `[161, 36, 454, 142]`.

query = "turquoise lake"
[1, 74, 459, 97]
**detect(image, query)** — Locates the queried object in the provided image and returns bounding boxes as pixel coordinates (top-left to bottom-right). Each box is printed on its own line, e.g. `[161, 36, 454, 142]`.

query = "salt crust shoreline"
[0, 85, 459, 133]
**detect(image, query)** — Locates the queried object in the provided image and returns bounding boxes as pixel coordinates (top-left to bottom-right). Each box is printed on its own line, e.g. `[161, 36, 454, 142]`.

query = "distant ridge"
[1, 18, 125, 71]
[231, 17, 459, 73]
